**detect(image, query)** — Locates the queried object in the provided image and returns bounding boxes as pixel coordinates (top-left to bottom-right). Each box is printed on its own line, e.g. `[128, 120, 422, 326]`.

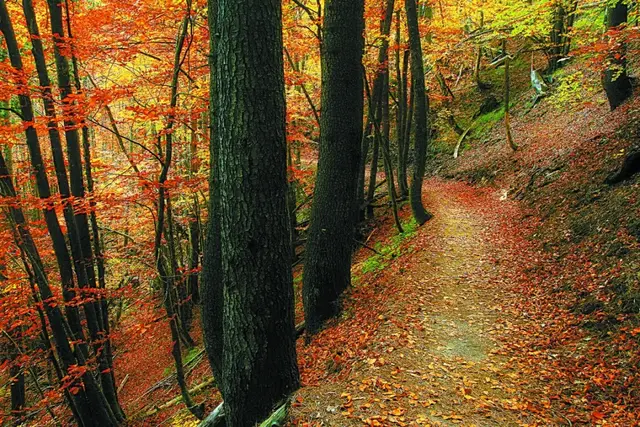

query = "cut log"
[199, 402, 225, 427]
[259, 401, 290, 427]
[140, 377, 214, 419]
[199, 399, 290, 427]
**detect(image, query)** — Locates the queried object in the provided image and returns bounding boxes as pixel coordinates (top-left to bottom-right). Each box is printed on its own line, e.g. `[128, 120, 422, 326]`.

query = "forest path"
[293, 181, 554, 426]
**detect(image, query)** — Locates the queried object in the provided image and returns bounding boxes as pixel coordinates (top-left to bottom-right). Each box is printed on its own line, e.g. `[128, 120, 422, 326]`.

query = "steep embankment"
[291, 76, 639, 425]
[291, 178, 638, 426]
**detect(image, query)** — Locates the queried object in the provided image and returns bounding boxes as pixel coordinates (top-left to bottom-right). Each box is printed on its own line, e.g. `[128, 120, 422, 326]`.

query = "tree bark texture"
[203, 0, 300, 425]
[405, 0, 433, 225]
[603, 1, 632, 110]
[302, 0, 365, 334]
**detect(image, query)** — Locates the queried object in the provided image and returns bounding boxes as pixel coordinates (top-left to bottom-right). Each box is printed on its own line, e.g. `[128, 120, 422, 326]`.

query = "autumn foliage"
[1, 0, 639, 425]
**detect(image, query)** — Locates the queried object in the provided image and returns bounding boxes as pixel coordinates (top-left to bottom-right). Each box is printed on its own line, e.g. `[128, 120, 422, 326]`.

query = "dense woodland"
[0, 0, 639, 425]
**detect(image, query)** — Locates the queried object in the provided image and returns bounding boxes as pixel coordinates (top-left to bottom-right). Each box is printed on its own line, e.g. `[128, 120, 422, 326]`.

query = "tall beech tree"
[46, 0, 124, 419]
[302, 0, 365, 335]
[603, 0, 632, 110]
[405, 0, 433, 225]
[22, 0, 125, 420]
[0, 1, 121, 424]
[202, 0, 300, 424]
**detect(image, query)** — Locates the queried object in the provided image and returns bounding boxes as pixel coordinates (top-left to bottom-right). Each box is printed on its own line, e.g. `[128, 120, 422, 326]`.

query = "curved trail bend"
[294, 180, 562, 426]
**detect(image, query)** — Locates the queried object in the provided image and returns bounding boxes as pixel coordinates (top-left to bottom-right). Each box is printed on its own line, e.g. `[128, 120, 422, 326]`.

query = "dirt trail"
[293, 182, 554, 426]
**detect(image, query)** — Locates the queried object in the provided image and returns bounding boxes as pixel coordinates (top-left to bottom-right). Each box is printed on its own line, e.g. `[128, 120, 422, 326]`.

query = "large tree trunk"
[405, 0, 433, 225]
[203, 0, 300, 425]
[548, 0, 566, 73]
[302, 0, 365, 335]
[603, 1, 632, 110]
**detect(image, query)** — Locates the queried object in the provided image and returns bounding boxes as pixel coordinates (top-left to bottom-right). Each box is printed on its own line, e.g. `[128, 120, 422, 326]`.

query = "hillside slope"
[290, 70, 639, 426]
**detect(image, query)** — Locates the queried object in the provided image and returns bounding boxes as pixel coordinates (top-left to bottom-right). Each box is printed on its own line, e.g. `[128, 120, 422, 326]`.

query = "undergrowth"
[358, 218, 418, 277]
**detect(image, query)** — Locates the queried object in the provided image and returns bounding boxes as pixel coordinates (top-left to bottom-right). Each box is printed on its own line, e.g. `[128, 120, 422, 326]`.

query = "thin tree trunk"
[150, 2, 201, 418]
[504, 54, 518, 151]
[0, 5, 118, 424]
[287, 144, 298, 261]
[395, 12, 408, 199]
[398, 49, 411, 198]
[474, 11, 487, 89]
[21, 0, 89, 351]
[359, 0, 395, 220]
[436, 66, 464, 135]
[0, 149, 117, 427]
[7, 332, 25, 422]
[364, 71, 403, 233]
[65, 3, 116, 396]
[366, 125, 380, 219]
[188, 202, 201, 305]
[45, 0, 124, 416]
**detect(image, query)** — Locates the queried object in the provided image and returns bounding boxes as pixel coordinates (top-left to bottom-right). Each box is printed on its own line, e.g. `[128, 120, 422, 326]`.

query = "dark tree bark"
[43, 0, 124, 418]
[474, 11, 490, 90]
[398, 49, 412, 198]
[395, 11, 408, 199]
[405, 0, 433, 225]
[63, 0, 118, 397]
[202, 0, 224, 387]
[357, 121, 373, 221]
[504, 53, 518, 151]
[366, 122, 381, 219]
[358, 0, 394, 220]
[203, 0, 300, 425]
[364, 70, 403, 234]
[548, 0, 566, 73]
[603, 1, 632, 110]
[0, 4, 119, 424]
[546, 0, 579, 73]
[188, 210, 201, 305]
[7, 332, 25, 423]
[302, 0, 365, 335]
[435, 65, 463, 136]
[21, 3, 124, 420]
[0, 150, 117, 427]
[562, 0, 578, 57]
